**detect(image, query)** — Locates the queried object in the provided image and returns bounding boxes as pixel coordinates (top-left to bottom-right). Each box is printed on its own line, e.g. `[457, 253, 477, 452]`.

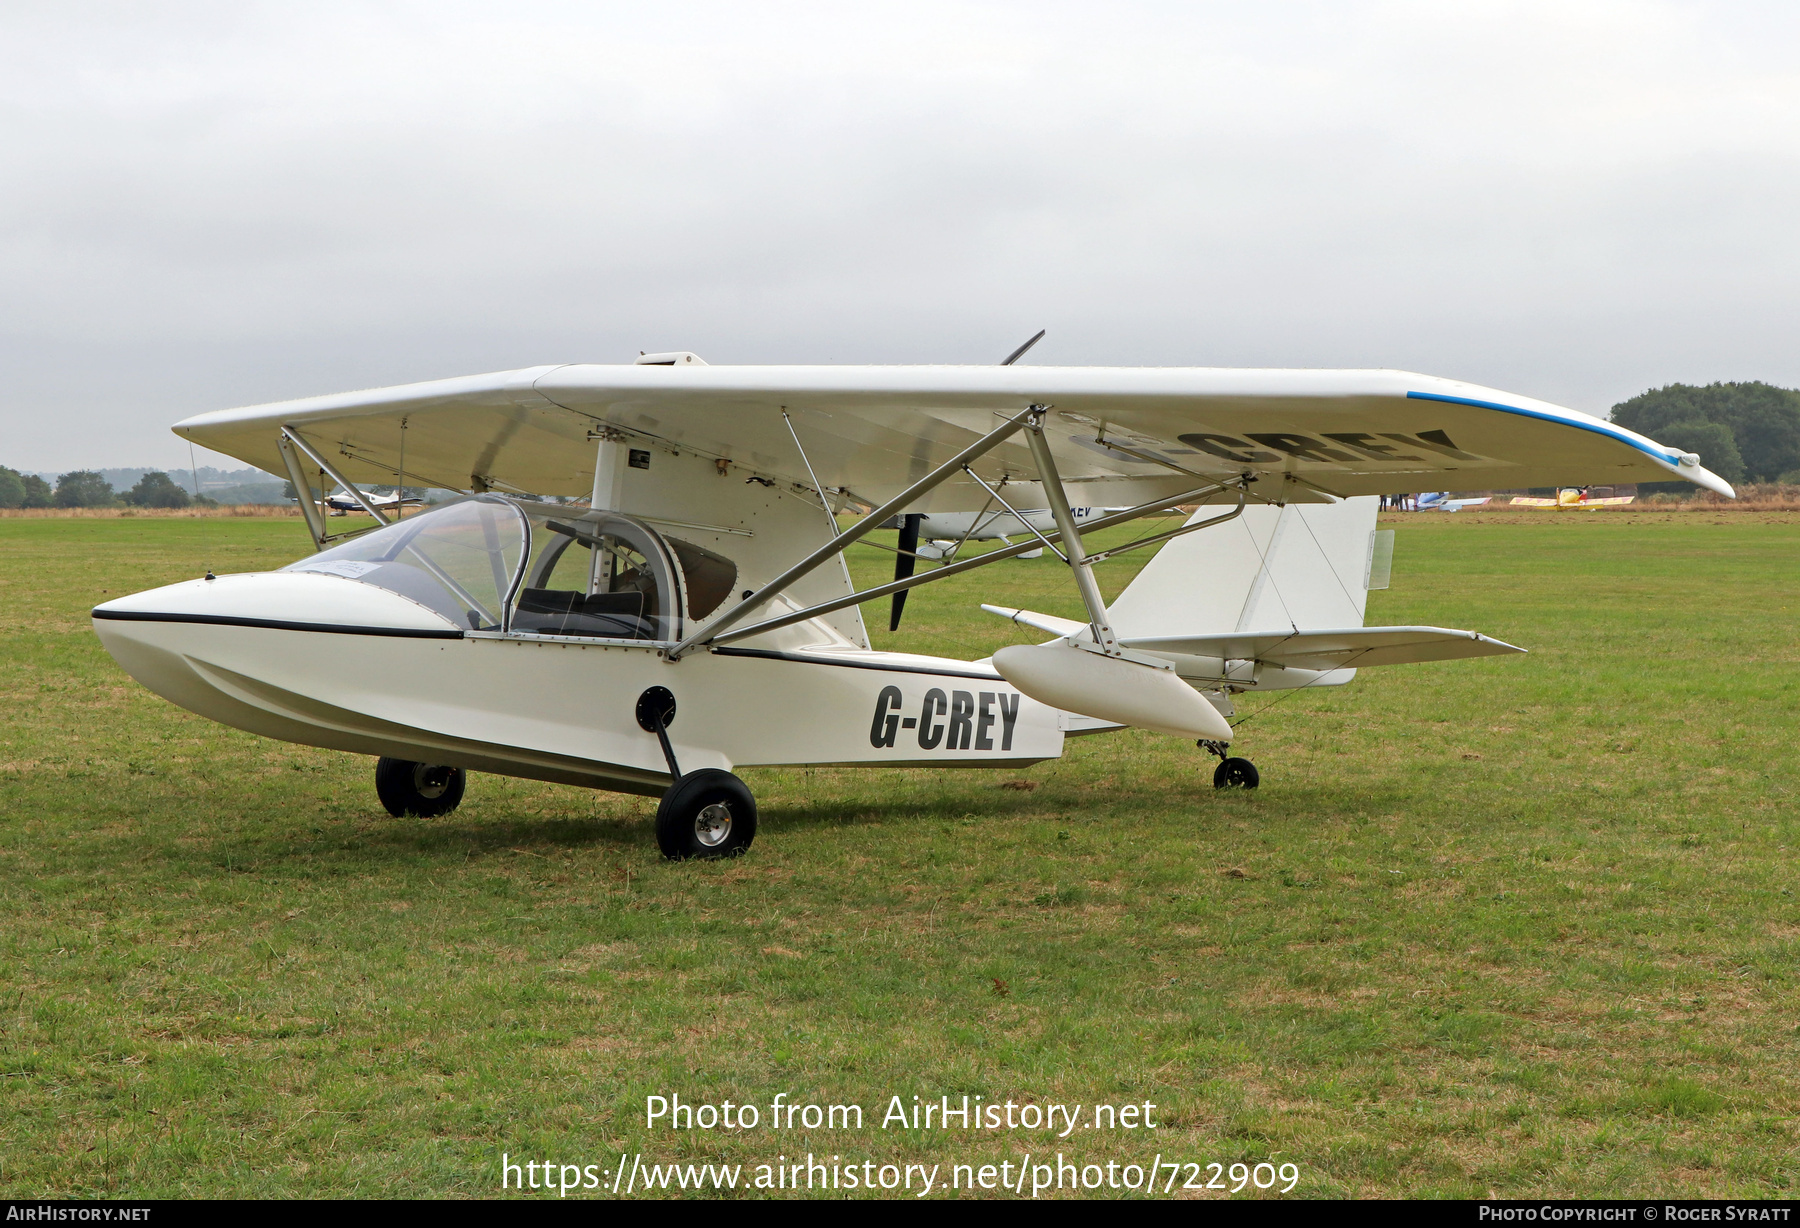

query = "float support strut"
[1023, 416, 1122, 656]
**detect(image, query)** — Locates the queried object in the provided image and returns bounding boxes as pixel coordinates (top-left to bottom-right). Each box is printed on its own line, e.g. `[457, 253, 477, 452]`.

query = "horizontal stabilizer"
[981, 604, 1088, 638]
[1125, 625, 1525, 671]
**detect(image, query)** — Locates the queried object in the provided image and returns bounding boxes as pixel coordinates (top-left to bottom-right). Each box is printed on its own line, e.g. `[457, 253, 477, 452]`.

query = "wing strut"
[1023, 416, 1121, 655]
[700, 475, 1249, 649]
[276, 432, 330, 549]
[282, 427, 393, 526]
[664, 405, 1040, 660]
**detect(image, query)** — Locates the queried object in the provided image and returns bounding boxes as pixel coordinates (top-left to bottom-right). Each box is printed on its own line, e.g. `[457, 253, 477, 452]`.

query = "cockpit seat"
[512, 587, 653, 639]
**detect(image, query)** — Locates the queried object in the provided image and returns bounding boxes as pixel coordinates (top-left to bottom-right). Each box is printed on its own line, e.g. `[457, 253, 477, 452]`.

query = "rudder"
[1107, 497, 1382, 640]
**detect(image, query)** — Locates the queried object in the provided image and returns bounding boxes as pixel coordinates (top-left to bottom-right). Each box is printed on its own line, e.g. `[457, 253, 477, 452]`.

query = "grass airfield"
[0, 507, 1797, 1199]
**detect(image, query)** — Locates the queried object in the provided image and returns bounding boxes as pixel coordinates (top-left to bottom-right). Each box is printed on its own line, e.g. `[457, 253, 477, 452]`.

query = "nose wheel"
[1198, 739, 1259, 790]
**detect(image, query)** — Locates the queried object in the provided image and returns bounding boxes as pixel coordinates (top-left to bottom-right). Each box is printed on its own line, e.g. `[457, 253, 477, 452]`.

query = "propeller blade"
[1000, 329, 1045, 366]
[889, 513, 922, 631]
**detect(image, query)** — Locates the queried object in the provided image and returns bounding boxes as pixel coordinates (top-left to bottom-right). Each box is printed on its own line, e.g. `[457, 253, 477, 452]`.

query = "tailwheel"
[1198, 739, 1258, 790]
[374, 756, 466, 817]
[656, 769, 757, 860]
[1213, 757, 1259, 790]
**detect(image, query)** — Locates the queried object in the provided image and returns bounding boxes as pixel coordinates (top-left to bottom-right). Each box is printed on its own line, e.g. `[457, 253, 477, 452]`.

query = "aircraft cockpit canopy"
[282, 495, 738, 641]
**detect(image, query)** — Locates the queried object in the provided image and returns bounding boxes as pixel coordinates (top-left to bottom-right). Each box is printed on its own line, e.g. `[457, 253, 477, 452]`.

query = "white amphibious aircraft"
[91, 350, 1732, 859]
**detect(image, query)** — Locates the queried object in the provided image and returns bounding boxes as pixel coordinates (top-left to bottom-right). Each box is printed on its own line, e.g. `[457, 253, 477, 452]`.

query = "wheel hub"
[694, 802, 733, 847]
[414, 764, 452, 798]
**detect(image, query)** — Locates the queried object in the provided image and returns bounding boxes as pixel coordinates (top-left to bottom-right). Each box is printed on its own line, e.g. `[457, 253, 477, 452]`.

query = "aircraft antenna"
[1000, 329, 1045, 366]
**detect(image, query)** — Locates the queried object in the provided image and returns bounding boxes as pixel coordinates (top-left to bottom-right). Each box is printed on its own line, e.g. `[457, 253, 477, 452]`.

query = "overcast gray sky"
[3, 0, 1797, 472]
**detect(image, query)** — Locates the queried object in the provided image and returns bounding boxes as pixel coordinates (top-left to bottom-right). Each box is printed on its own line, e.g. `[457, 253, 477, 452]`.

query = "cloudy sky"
[3, 0, 1797, 472]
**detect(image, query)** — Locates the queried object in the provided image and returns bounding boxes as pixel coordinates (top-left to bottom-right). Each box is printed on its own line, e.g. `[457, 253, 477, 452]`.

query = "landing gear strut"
[638, 686, 758, 860]
[1198, 739, 1259, 790]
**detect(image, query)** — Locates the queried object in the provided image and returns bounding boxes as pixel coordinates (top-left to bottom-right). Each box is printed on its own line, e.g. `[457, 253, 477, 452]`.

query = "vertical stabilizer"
[1107, 497, 1381, 640]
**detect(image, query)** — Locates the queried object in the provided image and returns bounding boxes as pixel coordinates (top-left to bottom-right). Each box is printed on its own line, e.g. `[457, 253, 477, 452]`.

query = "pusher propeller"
[889, 513, 922, 631]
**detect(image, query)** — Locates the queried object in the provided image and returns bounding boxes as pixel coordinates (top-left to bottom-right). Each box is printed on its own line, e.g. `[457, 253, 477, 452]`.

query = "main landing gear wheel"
[656, 769, 757, 860]
[374, 756, 466, 817]
[1213, 757, 1260, 790]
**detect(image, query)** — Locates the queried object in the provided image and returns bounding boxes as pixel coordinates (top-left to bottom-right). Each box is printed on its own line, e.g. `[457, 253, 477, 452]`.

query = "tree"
[1611, 382, 1800, 484]
[20, 475, 51, 508]
[122, 471, 193, 509]
[54, 470, 115, 507]
[0, 466, 23, 509]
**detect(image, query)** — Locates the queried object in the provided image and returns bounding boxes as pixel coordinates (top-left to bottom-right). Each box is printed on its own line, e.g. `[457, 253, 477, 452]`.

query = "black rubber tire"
[375, 756, 467, 817]
[655, 769, 756, 860]
[1213, 757, 1260, 790]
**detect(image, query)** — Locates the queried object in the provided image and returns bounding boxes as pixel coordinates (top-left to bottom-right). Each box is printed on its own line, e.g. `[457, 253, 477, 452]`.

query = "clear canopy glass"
[510, 503, 739, 640]
[281, 496, 738, 641]
[283, 496, 527, 630]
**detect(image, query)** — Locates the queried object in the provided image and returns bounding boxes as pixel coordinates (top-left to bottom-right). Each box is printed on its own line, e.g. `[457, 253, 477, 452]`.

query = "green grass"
[2, 509, 1799, 1198]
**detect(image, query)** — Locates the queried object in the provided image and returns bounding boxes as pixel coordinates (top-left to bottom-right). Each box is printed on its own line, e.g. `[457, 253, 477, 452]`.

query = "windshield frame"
[281, 493, 531, 632]
[282, 495, 737, 646]
[506, 502, 690, 646]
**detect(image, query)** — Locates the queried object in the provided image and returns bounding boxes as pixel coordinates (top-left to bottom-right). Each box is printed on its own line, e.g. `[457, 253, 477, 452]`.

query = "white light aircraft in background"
[1415, 491, 1492, 512]
[316, 488, 425, 516]
[92, 344, 1732, 859]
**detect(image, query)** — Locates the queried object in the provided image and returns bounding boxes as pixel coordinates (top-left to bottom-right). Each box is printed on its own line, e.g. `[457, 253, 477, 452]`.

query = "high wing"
[173, 363, 1735, 512]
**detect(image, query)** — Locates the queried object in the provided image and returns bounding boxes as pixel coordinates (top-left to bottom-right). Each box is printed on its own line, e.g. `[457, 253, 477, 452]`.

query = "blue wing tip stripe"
[1405, 390, 1679, 466]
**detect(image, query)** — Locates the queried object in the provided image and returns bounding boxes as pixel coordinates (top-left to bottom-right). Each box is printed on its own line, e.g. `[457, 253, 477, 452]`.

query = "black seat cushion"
[512, 588, 652, 637]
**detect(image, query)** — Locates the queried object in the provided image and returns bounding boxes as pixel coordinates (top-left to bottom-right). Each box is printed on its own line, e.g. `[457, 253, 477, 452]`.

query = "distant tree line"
[0, 467, 216, 509]
[1611, 381, 1800, 490]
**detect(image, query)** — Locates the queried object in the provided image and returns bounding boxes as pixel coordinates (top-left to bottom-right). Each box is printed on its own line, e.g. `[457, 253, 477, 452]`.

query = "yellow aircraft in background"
[1508, 487, 1635, 508]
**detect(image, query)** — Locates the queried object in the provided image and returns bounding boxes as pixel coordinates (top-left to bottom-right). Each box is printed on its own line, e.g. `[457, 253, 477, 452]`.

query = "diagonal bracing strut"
[281, 427, 393, 526]
[960, 465, 1068, 563]
[702, 477, 1250, 649]
[276, 432, 330, 548]
[664, 406, 1041, 660]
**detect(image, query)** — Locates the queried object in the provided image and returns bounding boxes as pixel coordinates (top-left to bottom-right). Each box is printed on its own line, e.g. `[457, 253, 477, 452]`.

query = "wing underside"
[173, 364, 1734, 512]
